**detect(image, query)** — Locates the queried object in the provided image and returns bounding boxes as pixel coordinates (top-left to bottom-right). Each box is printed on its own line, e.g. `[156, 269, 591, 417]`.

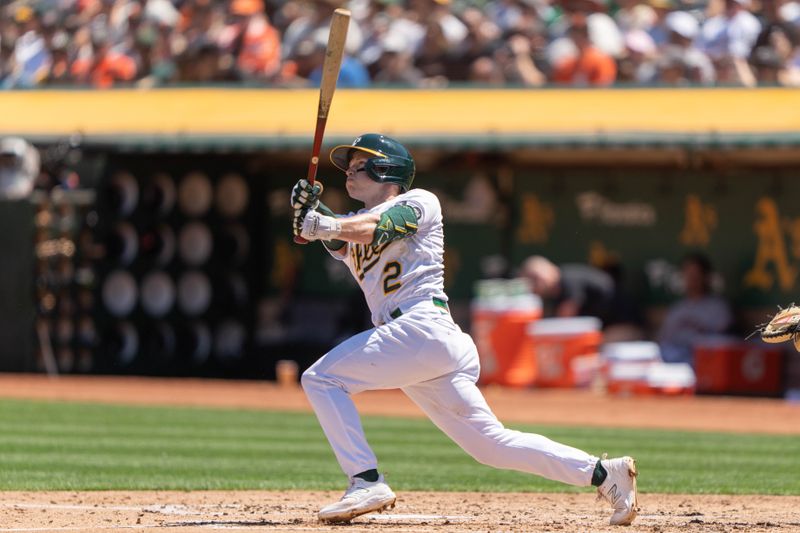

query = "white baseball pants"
[301, 302, 598, 486]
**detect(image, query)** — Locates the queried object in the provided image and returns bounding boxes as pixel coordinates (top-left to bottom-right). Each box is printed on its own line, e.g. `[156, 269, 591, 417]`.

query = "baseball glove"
[759, 305, 800, 344]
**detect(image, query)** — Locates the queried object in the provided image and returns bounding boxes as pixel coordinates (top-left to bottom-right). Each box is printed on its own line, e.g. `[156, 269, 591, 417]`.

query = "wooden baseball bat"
[294, 8, 351, 245]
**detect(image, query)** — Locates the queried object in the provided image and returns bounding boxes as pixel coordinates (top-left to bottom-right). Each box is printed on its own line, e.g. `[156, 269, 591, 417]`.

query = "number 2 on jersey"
[383, 261, 402, 294]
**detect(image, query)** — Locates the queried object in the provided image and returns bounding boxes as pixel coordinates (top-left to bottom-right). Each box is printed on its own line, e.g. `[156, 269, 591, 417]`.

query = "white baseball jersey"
[305, 186, 600, 490]
[329, 188, 447, 326]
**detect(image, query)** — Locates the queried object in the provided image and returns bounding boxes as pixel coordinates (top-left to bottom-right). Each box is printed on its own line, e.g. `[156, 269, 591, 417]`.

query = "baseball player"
[291, 134, 639, 526]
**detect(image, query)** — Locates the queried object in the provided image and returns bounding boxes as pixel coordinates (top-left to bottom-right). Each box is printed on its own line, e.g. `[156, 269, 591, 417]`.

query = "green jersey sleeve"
[371, 204, 419, 247]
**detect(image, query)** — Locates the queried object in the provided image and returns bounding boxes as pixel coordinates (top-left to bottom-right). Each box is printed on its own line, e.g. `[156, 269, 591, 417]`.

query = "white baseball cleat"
[318, 474, 397, 523]
[597, 455, 639, 526]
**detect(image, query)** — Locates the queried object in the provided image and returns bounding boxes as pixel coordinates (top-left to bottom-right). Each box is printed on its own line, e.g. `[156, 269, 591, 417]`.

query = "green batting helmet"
[330, 134, 415, 192]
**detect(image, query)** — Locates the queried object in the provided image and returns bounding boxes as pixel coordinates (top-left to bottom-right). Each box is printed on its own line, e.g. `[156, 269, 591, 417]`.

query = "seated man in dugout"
[657, 252, 734, 365]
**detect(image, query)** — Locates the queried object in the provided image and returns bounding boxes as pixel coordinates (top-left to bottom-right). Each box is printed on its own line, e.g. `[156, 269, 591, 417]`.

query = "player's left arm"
[300, 204, 419, 246]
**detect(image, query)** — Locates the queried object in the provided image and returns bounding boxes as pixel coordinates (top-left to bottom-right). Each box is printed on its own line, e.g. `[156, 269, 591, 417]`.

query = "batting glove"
[299, 210, 341, 241]
[290, 179, 323, 211]
[292, 207, 306, 237]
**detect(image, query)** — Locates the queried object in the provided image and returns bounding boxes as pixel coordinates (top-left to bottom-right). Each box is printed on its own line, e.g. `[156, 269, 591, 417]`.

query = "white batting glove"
[290, 179, 323, 211]
[300, 210, 342, 241]
[292, 207, 308, 237]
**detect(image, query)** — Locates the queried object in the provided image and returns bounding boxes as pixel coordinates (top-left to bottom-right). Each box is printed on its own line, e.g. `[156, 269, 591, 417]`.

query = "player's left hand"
[291, 179, 324, 211]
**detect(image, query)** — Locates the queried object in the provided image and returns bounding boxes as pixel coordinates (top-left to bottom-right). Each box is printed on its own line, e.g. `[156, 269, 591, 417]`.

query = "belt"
[389, 297, 449, 320]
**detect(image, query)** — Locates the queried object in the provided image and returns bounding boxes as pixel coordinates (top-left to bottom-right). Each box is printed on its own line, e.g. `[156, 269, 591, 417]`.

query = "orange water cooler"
[472, 279, 542, 387]
[527, 317, 603, 388]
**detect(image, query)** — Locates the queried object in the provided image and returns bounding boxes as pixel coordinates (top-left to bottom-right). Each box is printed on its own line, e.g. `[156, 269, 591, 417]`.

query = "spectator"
[356, 0, 424, 78]
[371, 33, 424, 86]
[408, 0, 468, 49]
[552, 14, 617, 85]
[43, 30, 74, 85]
[282, 0, 363, 61]
[653, 46, 696, 84]
[414, 18, 456, 84]
[749, 0, 800, 86]
[311, 53, 370, 87]
[70, 26, 137, 88]
[292, 29, 370, 87]
[510, 0, 551, 35]
[615, 0, 658, 33]
[485, 0, 529, 33]
[448, 7, 502, 81]
[520, 255, 641, 330]
[553, 0, 625, 59]
[749, 44, 788, 83]
[647, 0, 675, 48]
[468, 55, 506, 84]
[644, 11, 716, 85]
[130, 22, 177, 87]
[12, 5, 51, 88]
[660, 10, 716, 85]
[781, 0, 800, 25]
[358, 8, 395, 71]
[278, 35, 322, 86]
[657, 252, 733, 365]
[176, 37, 239, 82]
[411, 0, 468, 82]
[217, 0, 281, 80]
[0, 34, 19, 89]
[699, 0, 761, 85]
[616, 28, 658, 84]
[177, 0, 226, 55]
[497, 31, 548, 86]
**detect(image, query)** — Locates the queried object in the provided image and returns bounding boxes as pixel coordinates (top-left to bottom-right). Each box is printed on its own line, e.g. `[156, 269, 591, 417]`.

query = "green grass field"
[0, 398, 797, 494]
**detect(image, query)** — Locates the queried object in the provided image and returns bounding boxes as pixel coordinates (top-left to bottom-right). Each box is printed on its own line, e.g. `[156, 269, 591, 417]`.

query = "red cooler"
[694, 341, 784, 396]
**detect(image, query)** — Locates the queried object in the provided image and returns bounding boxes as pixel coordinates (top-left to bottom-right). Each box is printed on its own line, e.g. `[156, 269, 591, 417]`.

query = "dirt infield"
[1, 374, 799, 532]
[2, 490, 799, 533]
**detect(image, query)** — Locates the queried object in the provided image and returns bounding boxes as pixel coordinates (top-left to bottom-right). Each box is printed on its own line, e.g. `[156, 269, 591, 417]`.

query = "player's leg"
[301, 319, 445, 477]
[401, 328, 638, 525]
[402, 356, 598, 485]
[301, 319, 443, 522]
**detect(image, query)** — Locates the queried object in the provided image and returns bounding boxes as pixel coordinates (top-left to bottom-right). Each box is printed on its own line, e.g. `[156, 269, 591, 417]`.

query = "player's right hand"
[291, 179, 323, 211]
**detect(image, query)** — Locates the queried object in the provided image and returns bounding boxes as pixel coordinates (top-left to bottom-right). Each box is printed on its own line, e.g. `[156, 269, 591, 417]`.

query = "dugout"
[1, 88, 799, 393]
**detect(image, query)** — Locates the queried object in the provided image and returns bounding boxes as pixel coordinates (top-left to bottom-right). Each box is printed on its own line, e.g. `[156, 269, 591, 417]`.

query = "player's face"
[344, 152, 382, 202]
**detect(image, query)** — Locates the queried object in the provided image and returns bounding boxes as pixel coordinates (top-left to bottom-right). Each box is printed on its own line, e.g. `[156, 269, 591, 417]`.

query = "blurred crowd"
[1, 0, 799, 89]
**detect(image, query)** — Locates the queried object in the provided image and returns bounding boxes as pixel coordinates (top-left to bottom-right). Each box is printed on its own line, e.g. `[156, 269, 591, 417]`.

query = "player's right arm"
[291, 180, 421, 252]
[298, 206, 418, 248]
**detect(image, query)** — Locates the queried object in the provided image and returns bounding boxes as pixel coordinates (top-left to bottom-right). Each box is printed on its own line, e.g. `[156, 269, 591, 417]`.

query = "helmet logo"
[352, 137, 361, 146]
